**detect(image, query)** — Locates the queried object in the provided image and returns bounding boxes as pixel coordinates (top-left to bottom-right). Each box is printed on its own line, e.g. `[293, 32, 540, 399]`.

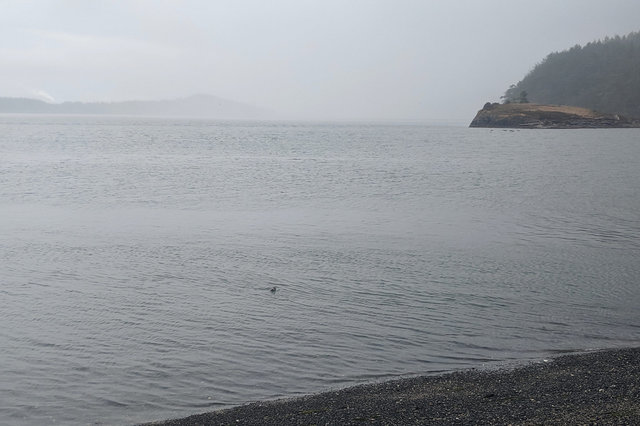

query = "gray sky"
[1, 0, 639, 122]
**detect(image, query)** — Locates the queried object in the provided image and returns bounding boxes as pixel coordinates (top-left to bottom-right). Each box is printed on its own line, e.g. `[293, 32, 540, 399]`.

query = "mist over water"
[1, 116, 639, 425]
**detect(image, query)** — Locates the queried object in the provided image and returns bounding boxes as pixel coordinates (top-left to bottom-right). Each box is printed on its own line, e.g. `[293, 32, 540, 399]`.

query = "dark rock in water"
[470, 103, 640, 129]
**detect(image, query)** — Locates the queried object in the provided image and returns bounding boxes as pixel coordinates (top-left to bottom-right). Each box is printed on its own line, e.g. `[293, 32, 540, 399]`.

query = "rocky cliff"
[470, 103, 639, 129]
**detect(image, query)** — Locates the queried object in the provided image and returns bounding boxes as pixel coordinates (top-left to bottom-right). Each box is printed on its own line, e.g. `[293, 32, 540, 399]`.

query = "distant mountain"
[502, 31, 640, 118]
[0, 94, 271, 119]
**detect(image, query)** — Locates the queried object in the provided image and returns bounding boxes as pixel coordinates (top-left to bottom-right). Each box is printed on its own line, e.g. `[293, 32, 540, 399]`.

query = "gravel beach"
[142, 347, 640, 425]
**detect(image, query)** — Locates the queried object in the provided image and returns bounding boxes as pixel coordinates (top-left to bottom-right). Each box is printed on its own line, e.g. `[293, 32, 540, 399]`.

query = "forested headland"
[502, 31, 640, 118]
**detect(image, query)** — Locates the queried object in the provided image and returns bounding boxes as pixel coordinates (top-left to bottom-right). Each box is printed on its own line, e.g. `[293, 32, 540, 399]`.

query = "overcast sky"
[1, 0, 639, 122]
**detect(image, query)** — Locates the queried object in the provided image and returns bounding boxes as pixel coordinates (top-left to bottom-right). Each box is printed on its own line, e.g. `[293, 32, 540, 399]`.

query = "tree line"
[502, 31, 640, 118]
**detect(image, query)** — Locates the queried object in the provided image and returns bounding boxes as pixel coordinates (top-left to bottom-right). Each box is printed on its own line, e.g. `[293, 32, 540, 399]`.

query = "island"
[469, 102, 639, 129]
[0, 94, 271, 120]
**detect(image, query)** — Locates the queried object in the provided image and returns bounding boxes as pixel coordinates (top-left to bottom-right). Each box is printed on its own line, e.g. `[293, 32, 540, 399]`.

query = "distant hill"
[0, 94, 270, 119]
[502, 31, 640, 118]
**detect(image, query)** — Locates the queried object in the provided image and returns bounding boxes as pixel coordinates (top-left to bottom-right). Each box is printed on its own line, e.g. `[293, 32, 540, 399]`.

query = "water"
[1, 116, 639, 425]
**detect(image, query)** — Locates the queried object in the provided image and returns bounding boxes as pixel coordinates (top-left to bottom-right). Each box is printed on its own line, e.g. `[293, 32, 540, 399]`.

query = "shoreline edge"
[140, 346, 640, 425]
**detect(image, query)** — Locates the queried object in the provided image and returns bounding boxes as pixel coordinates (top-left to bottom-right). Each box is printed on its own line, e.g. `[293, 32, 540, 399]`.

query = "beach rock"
[470, 103, 640, 128]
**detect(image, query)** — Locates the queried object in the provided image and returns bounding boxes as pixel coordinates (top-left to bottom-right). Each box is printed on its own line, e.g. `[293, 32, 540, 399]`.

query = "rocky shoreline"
[141, 346, 640, 425]
[470, 102, 640, 129]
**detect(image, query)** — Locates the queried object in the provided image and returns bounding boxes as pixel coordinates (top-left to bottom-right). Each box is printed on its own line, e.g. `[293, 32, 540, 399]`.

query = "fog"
[1, 0, 639, 122]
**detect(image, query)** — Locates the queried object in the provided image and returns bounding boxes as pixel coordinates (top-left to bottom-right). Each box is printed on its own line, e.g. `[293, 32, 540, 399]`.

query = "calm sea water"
[1, 116, 639, 425]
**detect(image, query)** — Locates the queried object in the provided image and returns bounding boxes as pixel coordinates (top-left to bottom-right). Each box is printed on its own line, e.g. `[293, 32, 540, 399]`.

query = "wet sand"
[142, 346, 640, 425]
